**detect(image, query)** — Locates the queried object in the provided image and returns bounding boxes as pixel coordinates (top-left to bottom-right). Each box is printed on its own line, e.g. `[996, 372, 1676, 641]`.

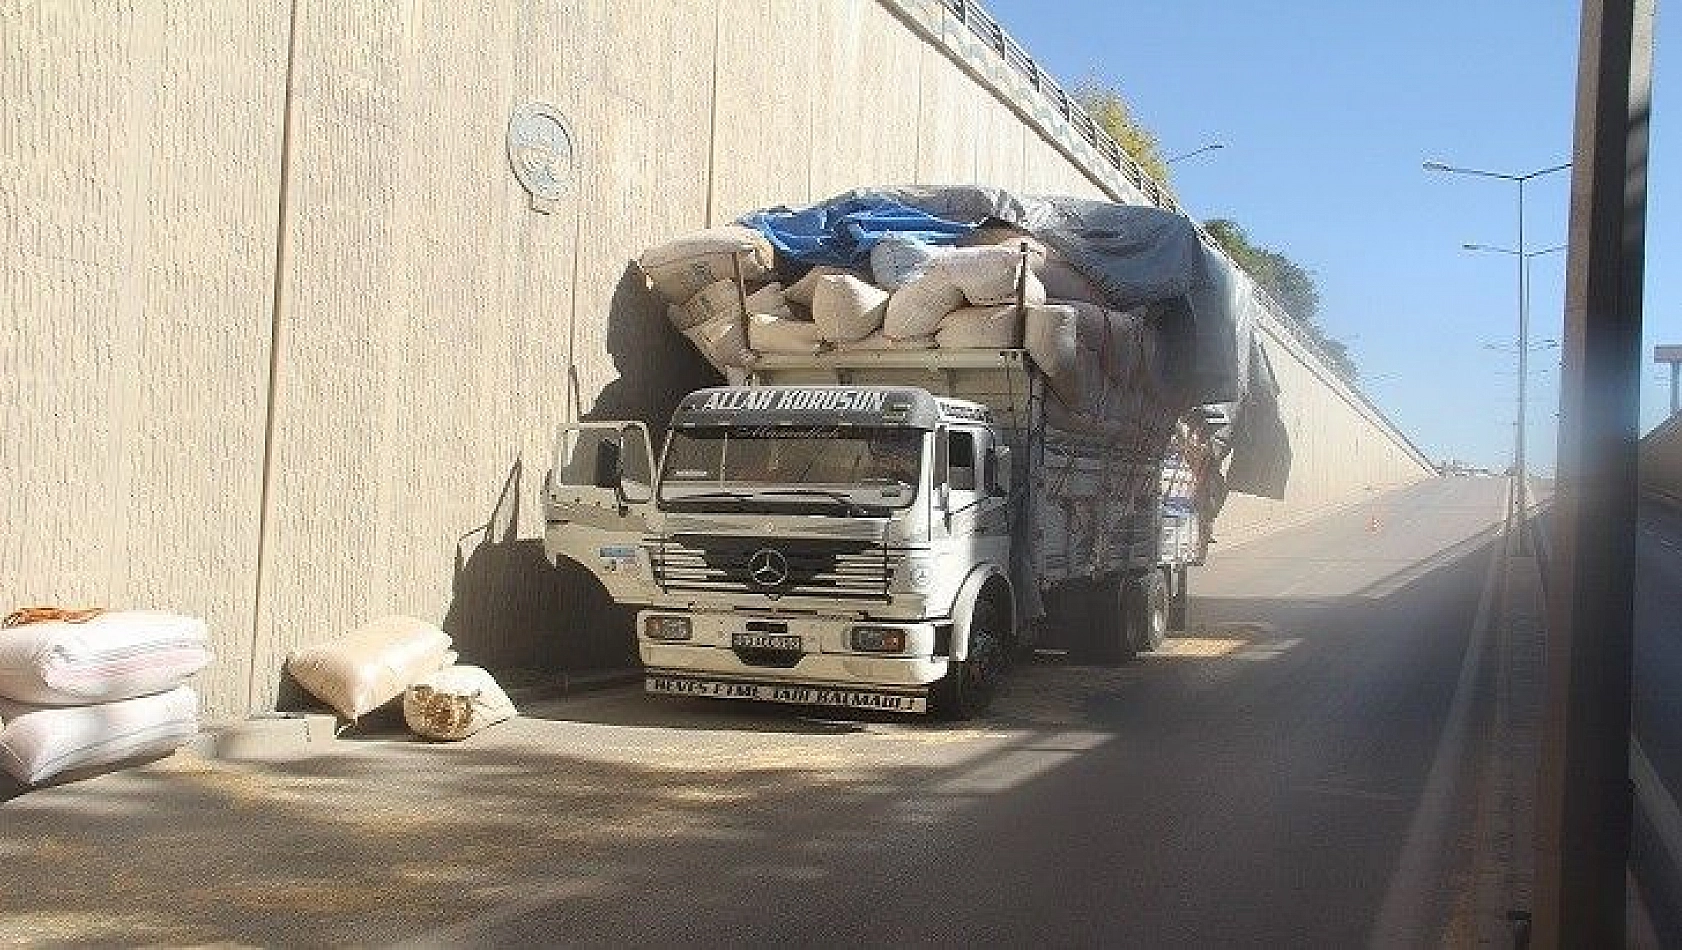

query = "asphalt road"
[1634, 498, 1682, 940]
[1637, 499, 1682, 805]
[432, 476, 1509, 947]
[0, 477, 1509, 948]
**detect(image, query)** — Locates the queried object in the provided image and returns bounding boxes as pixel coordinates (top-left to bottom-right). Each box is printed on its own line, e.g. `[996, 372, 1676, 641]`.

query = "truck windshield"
[659, 426, 923, 511]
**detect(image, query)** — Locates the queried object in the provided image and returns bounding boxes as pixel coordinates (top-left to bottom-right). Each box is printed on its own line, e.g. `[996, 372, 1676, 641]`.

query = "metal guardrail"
[941, 0, 1387, 414]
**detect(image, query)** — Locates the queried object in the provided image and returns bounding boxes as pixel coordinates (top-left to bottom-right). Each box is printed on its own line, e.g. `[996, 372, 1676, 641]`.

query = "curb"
[191, 667, 644, 760]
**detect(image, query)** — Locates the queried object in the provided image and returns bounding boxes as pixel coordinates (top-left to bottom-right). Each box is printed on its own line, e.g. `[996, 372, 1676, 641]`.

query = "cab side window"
[947, 430, 979, 493]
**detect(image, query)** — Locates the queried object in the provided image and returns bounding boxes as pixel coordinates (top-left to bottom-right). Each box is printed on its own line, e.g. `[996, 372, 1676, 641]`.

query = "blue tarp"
[740, 197, 975, 269]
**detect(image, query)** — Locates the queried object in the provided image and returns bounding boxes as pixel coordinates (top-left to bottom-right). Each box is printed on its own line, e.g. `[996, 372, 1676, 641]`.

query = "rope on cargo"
[3, 606, 105, 628]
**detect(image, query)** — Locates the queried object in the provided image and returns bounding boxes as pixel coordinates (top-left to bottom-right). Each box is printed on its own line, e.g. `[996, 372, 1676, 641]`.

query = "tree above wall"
[1203, 218, 1359, 381]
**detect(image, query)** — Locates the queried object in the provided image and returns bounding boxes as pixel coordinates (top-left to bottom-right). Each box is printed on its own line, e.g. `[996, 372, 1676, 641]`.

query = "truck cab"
[543, 385, 1017, 717]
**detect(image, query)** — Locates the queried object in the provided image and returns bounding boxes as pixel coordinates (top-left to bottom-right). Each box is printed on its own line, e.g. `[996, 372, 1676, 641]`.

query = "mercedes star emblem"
[747, 548, 790, 589]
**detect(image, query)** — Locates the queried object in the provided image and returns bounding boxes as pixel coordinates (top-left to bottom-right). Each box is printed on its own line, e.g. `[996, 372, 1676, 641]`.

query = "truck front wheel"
[933, 594, 1007, 720]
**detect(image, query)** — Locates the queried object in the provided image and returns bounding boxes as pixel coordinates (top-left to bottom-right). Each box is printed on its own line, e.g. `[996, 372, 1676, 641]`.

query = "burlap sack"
[678, 280, 790, 329]
[934, 246, 1047, 307]
[870, 237, 946, 290]
[934, 304, 1024, 349]
[786, 265, 863, 306]
[681, 314, 755, 371]
[285, 616, 454, 720]
[811, 274, 888, 343]
[1037, 254, 1106, 304]
[1024, 303, 1080, 405]
[638, 226, 774, 303]
[961, 227, 1050, 267]
[747, 313, 827, 354]
[403, 665, 517, 741]
[883, 272, 965, 339]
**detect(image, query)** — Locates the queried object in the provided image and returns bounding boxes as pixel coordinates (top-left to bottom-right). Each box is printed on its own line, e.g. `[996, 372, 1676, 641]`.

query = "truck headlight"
[644, 615, 693, 641]
[850, 626, 907, 653]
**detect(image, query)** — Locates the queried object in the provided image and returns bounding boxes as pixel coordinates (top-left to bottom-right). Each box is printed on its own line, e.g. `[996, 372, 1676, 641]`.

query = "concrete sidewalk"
[1462, 532, 1545, 946]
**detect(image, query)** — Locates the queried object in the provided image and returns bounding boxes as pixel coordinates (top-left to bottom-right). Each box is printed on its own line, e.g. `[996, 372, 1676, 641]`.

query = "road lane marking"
[1370, 521, 1505, 948]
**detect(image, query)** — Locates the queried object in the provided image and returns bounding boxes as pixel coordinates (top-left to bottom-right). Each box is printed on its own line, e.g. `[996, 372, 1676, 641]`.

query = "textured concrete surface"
[1, 2, 290, 715]
[0, 478, 1507, 947]
[4, 0, 1430, 721]
[1642, 414, 1682, 504]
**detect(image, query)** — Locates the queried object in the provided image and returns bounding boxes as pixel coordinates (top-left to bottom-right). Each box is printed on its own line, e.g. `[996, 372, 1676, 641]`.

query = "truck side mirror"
[991, 445, 1012, 496]
[617, 424, 653, 505]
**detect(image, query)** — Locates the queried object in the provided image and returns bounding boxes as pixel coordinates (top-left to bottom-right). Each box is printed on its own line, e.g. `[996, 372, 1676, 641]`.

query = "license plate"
[646, 676, 927, 713]
[732, 632, 803, 651]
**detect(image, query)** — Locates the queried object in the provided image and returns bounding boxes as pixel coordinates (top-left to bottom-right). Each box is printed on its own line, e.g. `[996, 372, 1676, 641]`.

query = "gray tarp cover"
[804, 186, 1290, 497]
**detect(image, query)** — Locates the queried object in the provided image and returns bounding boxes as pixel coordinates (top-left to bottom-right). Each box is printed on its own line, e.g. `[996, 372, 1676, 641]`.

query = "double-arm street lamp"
[1425, 160, 1571, 550]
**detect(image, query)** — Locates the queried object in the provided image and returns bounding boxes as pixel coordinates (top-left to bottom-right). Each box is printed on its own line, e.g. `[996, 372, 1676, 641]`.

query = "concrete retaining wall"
[1642, 415, 1682, 505]
[3, 0, 1431, 720]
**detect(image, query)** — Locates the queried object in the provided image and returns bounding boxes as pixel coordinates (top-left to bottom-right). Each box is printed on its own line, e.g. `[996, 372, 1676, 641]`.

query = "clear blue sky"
[985, 0, 1678, 473]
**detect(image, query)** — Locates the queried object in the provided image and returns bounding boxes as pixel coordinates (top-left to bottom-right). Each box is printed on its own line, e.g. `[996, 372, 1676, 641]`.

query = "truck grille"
[648, 534, 899, 602]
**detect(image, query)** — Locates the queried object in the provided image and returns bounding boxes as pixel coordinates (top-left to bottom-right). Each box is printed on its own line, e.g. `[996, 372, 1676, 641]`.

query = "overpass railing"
[936, 0, 1434, 469]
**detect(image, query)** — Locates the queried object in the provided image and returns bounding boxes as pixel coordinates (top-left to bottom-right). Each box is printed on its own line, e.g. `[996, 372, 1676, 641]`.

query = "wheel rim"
[966, 603, 1000, 702]
[1146, 577, 1168, 647]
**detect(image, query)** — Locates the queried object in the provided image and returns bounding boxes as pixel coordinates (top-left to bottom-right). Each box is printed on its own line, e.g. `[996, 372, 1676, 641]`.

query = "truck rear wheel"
[1086, 575, 1136, 665]
[1167, 566, 1189, 632]
[1128, 569, 1170, 653]
[933, 593, 1007, 720]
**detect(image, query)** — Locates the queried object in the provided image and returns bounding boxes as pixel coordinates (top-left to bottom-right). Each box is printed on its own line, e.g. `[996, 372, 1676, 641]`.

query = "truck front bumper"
[637, 610, 950, 712]
[644, 670, 931, 713]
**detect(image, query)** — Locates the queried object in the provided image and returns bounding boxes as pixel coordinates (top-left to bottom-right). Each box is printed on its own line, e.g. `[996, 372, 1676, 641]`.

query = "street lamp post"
[1425, 160, 1571, 551]
[1466, 242, 1567, 513]
[1165, 142, 1225, 164]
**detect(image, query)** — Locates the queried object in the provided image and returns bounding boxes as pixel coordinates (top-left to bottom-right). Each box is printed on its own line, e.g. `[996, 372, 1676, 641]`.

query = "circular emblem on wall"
[507, 102, 575, 212]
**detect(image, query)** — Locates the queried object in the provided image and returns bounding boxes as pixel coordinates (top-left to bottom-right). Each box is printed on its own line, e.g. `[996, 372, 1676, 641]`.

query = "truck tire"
[1167, 566, 1189, 633]
[1086, 575, 1136, 665]
[933, 593, 1007, 720]
[1127, 569, 1170, 653]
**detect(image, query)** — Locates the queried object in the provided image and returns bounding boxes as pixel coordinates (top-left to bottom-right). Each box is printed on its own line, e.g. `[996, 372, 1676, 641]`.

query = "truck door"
[543, 421, 660, 603]
[935, 426, 1012, 543]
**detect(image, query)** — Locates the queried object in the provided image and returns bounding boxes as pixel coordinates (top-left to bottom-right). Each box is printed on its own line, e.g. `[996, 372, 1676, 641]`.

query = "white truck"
[542, 346, 1212, 718]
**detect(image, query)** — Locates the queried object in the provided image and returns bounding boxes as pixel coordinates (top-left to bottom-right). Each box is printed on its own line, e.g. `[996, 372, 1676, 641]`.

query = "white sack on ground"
[747, 313, 827, 354]
[0, 611, 212, 706]
[0, 686, 199, 785]
[834, 331, 937, 351]
[403, 665, 517, 741]
[934, 304, 1024, 349]
[285, 616, 454, 720]
[786, 265, 863, 306]
[811, 274, 888, 343]
[870, 237, 946, 290]
[639, 225, 774, 303]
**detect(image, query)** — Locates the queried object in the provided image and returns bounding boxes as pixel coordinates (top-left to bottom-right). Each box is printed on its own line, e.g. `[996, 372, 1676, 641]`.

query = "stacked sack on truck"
[636, 220, 1182, 447]
[0, 608, 210, 785]
[636, 224, 1052, 368]
[285, 615, 515, 740]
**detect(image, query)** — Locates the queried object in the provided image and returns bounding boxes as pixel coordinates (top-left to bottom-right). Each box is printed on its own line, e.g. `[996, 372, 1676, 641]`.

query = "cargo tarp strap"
[3, 606, 105, 628]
